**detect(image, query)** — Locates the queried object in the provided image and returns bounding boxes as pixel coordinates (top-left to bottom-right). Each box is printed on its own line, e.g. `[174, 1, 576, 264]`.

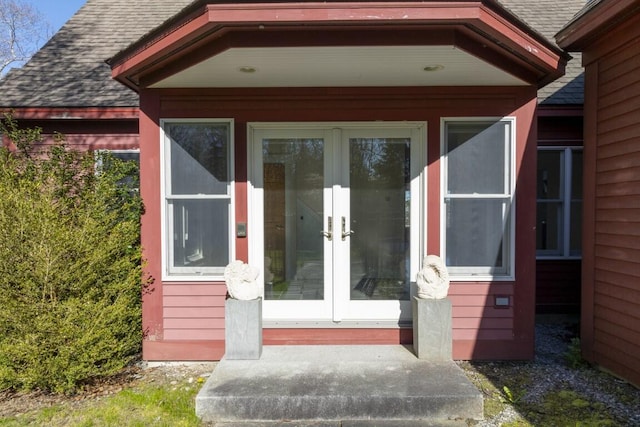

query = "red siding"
[536, 260, 581, 313]
[140, 85, 538, 361]
[581, 10, 640, 387]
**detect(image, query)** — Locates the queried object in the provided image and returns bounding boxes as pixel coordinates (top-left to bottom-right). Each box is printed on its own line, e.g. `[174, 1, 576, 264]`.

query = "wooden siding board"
[594, 271, 640, 293]
[597, 98, 640, 122]
[453, 317, 514, 329]
[452, 306, 514, 318]
[590, 352, 640, 388]
[596, 167, 640, 185]
[164, 329, 225, 341]
[453, 329, 514, 340]
[594, 258, 640, 279]
[597, 136, 640, 158]
[595, 208, 640, 223]
[598, 47, 640, 80]
[595, 221, 640, 236]
[163, 296, 225, 307]
[598, 68, 640, 99]
[143, 340, 225, 361]
[595, 181, 640, 197]
[597, 117, 638, 146]
[164, 318, 225, 329]
[164, 307, 225, 318]
[596, 195, 640, 210]
[594, 306, 640, 344]
[596, 151, 640, 171]
[595, 233, 640, 251]
[597, 124, 640, 147]
[597, 108, 640, 135]
[162, 283, 226, 296]
[449, 283, 513, 294]
[594, 293, 640, 320]
[593, 334, 640, 368]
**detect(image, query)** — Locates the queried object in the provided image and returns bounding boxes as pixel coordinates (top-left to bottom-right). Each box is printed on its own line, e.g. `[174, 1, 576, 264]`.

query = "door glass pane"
[349, 138, 410, 301]
[263, 139, 324, 301]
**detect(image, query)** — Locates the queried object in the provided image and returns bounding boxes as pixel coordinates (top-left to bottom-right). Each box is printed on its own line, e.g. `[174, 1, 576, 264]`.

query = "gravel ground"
[460, 317, 640, 426]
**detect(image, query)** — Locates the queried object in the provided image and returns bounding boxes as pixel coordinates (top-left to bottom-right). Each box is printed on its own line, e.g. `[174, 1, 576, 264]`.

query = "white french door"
[249, 123, 425, 326]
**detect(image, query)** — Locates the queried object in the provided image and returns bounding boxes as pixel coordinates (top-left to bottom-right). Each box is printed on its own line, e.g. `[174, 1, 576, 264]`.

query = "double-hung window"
[536, 147, 582, 258]
[162, 120, 234, 279]
[442, 118, 515, 278]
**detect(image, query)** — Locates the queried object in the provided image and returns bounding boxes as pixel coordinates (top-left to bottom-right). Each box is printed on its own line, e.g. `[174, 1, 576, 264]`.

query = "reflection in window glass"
[262, 139, 325, 301]
[165, 123, 229, 195]
[350, 138, 410, 301]
[170, 200, 230, 269]
[536, 148, 582, 257]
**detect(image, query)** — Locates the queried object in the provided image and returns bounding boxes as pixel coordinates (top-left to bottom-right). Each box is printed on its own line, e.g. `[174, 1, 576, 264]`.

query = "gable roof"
[0, 0, 584, 109]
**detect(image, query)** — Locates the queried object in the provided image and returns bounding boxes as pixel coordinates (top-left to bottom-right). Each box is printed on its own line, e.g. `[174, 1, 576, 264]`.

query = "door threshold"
[263, 320, 412, 328]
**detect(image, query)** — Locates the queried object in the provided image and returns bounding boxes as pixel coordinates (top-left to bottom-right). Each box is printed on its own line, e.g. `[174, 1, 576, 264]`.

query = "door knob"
[321, 216, 333, 241]
[341, 216, 354, 240]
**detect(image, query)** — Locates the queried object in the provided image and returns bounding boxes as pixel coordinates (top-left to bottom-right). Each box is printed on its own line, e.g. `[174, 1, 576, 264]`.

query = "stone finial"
[224, 260, 261, 300]
[416, 255, 450, 299]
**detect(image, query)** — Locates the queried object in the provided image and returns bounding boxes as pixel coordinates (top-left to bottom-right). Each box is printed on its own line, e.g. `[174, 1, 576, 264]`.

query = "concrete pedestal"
[412, 297, 452, 361]
[225, 297, 262, 360]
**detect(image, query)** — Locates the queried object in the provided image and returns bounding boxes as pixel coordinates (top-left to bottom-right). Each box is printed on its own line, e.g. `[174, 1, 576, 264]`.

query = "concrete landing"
[196, 345, 483, 424]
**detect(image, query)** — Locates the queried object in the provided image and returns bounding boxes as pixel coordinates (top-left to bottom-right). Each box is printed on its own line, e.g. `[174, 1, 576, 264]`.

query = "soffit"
[150, 46, 527, 88]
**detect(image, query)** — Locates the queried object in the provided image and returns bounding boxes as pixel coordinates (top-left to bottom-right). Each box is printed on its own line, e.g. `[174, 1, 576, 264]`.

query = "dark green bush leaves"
[0, 114, 143, 393]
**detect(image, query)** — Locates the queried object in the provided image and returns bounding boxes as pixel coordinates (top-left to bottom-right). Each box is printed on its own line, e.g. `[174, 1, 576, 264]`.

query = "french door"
[249, 123, 425, 325]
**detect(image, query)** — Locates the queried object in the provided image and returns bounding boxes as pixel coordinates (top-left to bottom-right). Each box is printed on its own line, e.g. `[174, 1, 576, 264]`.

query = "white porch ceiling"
[150, 45, 528, 88]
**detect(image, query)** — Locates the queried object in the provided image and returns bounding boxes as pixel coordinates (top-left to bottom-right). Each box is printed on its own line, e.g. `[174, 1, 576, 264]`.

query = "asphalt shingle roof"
[0, 0, 584, 108]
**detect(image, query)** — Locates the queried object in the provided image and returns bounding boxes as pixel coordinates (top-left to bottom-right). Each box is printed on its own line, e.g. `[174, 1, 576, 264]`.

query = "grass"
[0, 377, 204, 427]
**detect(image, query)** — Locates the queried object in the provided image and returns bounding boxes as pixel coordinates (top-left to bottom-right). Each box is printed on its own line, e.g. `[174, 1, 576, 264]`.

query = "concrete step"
[196, 345, 482, 424]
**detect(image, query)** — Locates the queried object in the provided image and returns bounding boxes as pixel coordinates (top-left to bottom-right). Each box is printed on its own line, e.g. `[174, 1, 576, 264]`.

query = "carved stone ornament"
[416, 255, 450, 299]
[224, 260, 261, 300]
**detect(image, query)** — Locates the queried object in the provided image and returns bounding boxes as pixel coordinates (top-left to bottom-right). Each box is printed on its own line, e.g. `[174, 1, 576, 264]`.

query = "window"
[442, 119, 514, 278]
[162, 120, 234, 278]
[98, 149, 140, 190]
[536, 147, 582, 258]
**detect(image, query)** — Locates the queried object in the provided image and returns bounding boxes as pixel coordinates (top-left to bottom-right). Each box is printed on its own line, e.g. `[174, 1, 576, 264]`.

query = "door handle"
[321, 216, 333, 241]
[341, 216, 354, 241]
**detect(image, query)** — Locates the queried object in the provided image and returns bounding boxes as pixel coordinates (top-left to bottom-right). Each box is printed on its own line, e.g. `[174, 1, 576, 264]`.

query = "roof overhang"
[109, 1, 569, 91]
[556, 0, 640, 51]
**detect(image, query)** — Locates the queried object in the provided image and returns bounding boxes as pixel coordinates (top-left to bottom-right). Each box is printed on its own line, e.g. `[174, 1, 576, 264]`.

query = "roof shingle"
[0, 0, 584, 108]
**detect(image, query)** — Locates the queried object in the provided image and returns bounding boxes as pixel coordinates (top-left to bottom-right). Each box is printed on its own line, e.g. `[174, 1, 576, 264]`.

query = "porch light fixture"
[423, 64, 444, 72]
[238, 66, 257, 73]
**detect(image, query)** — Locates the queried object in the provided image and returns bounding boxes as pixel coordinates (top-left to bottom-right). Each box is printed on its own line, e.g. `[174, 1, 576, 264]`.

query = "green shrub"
[0, 114, 144, 393]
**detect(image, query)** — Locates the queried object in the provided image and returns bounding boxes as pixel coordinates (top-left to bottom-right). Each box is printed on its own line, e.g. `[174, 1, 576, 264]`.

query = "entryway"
[249, 123, 425, 325]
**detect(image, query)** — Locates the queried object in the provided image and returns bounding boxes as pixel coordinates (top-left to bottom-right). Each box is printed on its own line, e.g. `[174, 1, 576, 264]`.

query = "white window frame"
[94, 148, 140, 169]
[536, 146, 582, 259]
[440, 117, 516, 281]
[160, 119, 235, 281]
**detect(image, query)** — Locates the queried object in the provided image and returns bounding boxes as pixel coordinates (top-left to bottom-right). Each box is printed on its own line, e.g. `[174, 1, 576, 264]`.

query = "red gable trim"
[557, 0, 640, 51]
[110, 2, 567, 90]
